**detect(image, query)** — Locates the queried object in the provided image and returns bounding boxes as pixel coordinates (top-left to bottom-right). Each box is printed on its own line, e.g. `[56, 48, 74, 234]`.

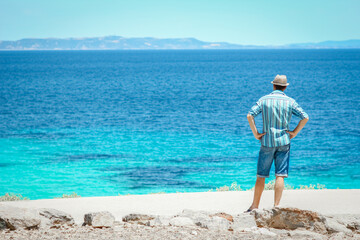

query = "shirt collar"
[271, 90, 286, 95]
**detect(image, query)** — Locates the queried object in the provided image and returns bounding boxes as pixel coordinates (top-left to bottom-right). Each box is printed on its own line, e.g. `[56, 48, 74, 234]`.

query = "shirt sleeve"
[248, 100, 262, 117]
[292, 101, 309, 119]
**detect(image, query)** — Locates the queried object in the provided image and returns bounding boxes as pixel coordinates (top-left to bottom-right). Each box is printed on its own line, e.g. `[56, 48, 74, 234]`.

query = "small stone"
[83, 211, 115, 228]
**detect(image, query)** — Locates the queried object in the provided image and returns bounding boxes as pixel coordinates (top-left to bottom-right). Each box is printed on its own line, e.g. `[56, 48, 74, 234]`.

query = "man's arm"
[247, 114, 266, 140]
[286, 117, 309, 139]
[287, 100, 309, 139]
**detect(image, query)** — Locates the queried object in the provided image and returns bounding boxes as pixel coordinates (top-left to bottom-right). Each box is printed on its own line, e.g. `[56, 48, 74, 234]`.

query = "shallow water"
[0, 50, 359, 199]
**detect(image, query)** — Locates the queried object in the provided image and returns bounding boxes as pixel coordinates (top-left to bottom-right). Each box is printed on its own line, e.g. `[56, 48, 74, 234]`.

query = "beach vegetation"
[0, 193, 29, 201]
[55, 192, 81, 198]
[298, 183, 326, 189]
[208, 181, 243, 192]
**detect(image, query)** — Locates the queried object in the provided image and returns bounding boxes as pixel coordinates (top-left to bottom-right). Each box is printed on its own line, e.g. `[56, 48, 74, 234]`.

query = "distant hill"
[0, 36, 359, 50]
[285, 39, 360, 49]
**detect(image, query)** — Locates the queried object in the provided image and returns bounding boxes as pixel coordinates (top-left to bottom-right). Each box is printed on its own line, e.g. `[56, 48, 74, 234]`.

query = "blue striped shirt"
[249, 90, 309, 147]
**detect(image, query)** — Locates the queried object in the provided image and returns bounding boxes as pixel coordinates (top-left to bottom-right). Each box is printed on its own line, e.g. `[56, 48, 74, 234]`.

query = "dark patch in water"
[167, 156, 254, 163]
[5, 131, 72, 140]
[0, 162, 14, 167]
[67, 154, 133, 161]
[101, 165, 216, 189]
[291, 156, 360, 175]
[45, 153, 134, 164]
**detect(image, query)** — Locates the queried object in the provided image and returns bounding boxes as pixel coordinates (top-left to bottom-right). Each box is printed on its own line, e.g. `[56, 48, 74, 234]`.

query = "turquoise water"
[0, 50, 359, 199]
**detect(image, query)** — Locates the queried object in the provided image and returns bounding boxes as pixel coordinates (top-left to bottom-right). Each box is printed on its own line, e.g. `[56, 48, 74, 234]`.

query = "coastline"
[2, 189, 359, 225]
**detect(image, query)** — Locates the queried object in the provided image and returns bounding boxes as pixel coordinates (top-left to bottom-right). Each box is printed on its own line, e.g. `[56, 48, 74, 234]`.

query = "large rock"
[38, 208, 74, 228]
[83, 211, 115, 228]
[252, 207, 328, 234]
[0, 205, 41, 230]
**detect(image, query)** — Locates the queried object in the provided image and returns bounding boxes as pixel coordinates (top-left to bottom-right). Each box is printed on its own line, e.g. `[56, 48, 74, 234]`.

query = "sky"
[0, 0, 359, 45]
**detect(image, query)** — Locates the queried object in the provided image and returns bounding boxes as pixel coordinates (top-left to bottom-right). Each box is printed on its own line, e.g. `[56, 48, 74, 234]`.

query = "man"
[246, 75, 309, 212]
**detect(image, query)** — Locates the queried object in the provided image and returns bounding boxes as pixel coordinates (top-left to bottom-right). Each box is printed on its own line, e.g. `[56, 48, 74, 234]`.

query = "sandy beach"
[1, 189, 360, 224]
[1, 189, 360, 239]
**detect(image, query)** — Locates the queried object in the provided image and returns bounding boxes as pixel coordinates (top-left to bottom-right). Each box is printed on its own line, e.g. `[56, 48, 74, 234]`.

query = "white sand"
[1, 189, 359, 225]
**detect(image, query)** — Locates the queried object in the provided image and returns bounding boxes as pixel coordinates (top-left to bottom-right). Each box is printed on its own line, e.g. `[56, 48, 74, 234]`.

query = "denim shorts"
[257, 144, 290, 178]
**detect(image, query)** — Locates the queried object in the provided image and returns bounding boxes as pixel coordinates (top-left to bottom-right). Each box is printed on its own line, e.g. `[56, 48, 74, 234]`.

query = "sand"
[1, 189, 359, 225]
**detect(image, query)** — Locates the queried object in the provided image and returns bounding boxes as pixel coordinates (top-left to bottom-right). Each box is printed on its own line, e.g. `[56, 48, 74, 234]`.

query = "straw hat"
[271, 75, 289, 86]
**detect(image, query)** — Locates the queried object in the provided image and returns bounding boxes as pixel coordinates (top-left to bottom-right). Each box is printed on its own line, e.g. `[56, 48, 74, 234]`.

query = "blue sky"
[1, 0, 359, 45]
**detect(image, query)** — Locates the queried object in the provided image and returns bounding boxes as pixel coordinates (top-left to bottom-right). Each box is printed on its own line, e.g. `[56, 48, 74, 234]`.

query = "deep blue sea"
[0, 50, 359, 200]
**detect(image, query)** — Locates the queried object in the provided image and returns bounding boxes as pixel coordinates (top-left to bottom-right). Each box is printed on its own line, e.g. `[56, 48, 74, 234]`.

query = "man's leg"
[273, 144, 290, 207]
[250, 177, 265, 209]
[274, 176, 285, 206]
[247, 145, 274, 211]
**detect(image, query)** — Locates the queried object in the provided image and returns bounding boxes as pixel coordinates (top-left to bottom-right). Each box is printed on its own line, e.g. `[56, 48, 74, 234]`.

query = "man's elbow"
[303, 116, 309, 122]
[247, 114, 254, 119]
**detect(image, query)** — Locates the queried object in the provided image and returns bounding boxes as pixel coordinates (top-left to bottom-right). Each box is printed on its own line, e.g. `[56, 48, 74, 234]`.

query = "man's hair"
[274, 84, 287, 91]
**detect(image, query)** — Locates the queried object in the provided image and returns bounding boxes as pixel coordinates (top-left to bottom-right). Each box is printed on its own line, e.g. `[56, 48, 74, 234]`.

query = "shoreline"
[1, 189, 359, 225]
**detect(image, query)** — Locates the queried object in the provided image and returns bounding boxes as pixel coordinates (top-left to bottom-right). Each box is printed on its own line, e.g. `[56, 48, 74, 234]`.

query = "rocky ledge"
[0, 204, 359, 239]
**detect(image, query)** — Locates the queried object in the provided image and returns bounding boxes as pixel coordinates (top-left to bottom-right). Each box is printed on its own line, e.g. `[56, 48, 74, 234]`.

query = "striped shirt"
[249, 90, 309, 147]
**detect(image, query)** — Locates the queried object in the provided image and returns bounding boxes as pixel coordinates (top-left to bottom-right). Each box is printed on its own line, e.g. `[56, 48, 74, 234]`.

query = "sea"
[0, 49, 359, 200]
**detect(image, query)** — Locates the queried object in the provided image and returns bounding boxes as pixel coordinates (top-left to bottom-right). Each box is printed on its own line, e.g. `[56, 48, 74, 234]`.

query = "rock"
[176, 209, 233, 230]
[83, 211, 115, 228]
[122, 213, 155, 226]
[329, 232, 346, 240]
[325, 217, 352, 234]
[177, 209, 211, 220]
[252, 207, 328, 234]
[169, 216, 195, 227]
[289, 229, 326, 240]
[243, 226, 277, 238]
[0, 205, 41, 230]
[256, 227, 277, 237]
[330, 214, 360, 232]
[195, 216, 231, 231]
[231, 213, 257, 231]
[209, 212, 233, 222]
[149, 215, 172, 226]
[38, 208, 74, 228]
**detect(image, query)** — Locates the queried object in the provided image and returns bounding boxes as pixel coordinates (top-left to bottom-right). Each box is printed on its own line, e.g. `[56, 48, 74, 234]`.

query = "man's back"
[249, 90, 308, 147]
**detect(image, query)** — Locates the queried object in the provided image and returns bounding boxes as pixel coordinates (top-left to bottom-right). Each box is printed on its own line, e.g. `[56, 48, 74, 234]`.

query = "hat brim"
[271, 81, 289, 86]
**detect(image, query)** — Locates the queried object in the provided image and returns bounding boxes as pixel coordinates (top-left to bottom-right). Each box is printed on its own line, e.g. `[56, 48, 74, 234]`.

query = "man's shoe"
[244, 207, 255, 213]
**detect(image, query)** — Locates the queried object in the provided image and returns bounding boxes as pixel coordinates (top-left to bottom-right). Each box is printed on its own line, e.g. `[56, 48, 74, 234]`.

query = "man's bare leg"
[274, 176, 285, 206]
[250, 177, 265, 210]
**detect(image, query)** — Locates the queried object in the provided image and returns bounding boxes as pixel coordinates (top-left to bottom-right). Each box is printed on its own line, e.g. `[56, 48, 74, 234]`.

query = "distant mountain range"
[1, 36, 360, 50]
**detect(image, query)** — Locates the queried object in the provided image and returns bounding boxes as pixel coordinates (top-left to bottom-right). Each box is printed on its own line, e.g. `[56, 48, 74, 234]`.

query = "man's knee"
[256, 177, 266, 184]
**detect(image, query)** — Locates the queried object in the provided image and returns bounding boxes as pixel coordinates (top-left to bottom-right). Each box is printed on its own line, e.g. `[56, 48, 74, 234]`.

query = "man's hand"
[254, 132, 266, 140]
[287, 117, 309, 140]
[286, 131, 297, 139]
